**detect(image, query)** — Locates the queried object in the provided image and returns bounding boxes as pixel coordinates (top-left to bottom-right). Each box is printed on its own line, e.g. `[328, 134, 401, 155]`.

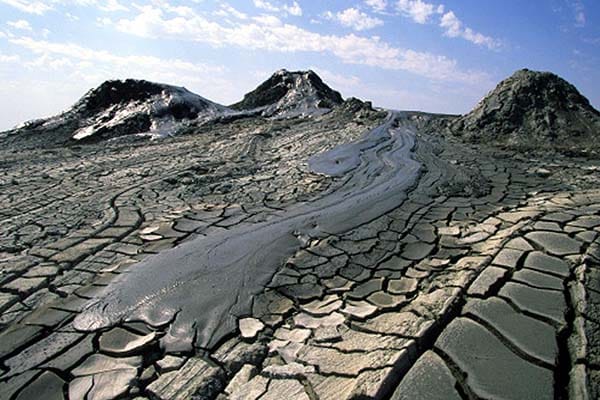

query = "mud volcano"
[451, 69, 600, 153]
[1, 69, 600, 400]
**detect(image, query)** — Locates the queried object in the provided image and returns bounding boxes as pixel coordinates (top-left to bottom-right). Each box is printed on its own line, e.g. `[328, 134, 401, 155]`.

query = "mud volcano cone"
[451, 69, 600, 153]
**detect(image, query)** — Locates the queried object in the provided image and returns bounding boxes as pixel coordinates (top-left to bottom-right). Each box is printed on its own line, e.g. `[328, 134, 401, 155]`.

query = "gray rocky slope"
[230, 69, 344, 118]
[0, 69, 599, 400]
[449, 69, 600, 153]
[1, 70, 374, 148]
[2, 79, 227, 145]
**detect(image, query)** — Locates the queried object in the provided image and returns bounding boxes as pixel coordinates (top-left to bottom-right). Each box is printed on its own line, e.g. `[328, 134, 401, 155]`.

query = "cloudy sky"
[0, 0, 599, 130]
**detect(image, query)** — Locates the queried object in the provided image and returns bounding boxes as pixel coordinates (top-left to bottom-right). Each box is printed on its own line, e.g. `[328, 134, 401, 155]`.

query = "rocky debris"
[146, 357, 224, 400]
[239, 318, 265, 339]
[450, 69, 600, 153]
[98, 327, 156, 355]
[152, 356, 183, 373]
[230, 69, 343, 118]
[435, 164, 491, 197]
[224, 364, 257, 394]
[334, 97, 386, 123]
[69, 354, 141, 400]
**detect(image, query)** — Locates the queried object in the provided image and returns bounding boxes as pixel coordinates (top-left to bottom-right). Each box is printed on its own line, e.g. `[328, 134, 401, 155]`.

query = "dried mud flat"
[1, 107, 600, 400]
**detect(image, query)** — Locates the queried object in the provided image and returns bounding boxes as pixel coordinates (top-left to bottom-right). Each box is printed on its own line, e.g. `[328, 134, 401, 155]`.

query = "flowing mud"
[72, 112, 422, 349]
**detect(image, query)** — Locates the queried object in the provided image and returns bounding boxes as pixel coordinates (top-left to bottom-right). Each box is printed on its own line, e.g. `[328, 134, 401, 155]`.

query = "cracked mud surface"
[1, 110, 600, 400]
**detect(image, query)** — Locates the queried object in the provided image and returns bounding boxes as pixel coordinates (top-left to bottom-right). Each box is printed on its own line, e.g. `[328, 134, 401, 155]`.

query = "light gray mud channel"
[73, 112, 422, 350]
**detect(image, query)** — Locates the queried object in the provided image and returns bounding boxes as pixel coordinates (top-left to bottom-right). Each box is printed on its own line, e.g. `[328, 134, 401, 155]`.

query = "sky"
[0, 0, 599, 131]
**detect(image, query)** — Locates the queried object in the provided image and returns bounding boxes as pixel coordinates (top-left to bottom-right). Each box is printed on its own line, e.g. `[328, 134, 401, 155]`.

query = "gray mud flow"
[73, 112, 422, 350]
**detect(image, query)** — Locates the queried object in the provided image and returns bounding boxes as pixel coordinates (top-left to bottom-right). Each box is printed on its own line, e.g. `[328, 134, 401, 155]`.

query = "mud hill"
[230, 69, 344, 118]
[1, 80, 227, 145]
[450, 69, 600, 153]
[2, 71, 372, 147]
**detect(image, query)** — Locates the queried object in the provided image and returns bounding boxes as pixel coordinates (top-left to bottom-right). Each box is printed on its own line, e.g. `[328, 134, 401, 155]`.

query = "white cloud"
[252, 14, 282, 27]
[214, 3, 248, 20]
[440, 11, 500, 50]
[324, 8, 384, 31]
[25, 53, 74, 69]
[583, 37, 600, 45]
[284, 1, 302, 16]
[0, 52, 20, 63]
[253, 0, 278, 12]
[571, 0, 585, 27]
[65, 12, 79, 21]
[98, 0, 127, 12]
[96, 16, 112, 26]
[10, 36, 225, 76]
[0, 0, 128, 14]
[396, 0, 442, 24]
[365, 0, 387, 13]
[439, 10, 460, 35]
[7, 19, 32, 31]
[110, 4, 487, 85]
[6, 36, 247, 107]
[253, 0, 302, 16]
[0, 0, 52, 14]
[395, 0, 500, 50]
[310, 67, 362, 91]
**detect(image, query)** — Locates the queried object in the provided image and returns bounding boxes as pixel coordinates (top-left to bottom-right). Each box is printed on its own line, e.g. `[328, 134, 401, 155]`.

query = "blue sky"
[0, 0, 598, 130]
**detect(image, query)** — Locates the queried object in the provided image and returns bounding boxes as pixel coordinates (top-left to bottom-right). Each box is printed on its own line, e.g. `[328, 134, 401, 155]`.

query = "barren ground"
[1, 111, 600, 400]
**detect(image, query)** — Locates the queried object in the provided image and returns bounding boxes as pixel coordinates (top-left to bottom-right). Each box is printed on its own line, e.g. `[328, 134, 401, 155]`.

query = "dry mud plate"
[1, 109, 600, 400]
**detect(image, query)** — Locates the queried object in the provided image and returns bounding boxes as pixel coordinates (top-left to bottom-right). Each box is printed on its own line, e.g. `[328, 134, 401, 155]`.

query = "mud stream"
[73, 112, 422, 350]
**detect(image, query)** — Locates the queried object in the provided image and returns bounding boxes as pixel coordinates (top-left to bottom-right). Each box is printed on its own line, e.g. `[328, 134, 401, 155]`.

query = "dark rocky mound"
[450, 69, 600, 153]
[77, 79, 165, 116]
[230, 69, 344, 117]
[331, 97, 386, 123]
[2, 79, 226, 146]
[339, 97, 373, 113]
